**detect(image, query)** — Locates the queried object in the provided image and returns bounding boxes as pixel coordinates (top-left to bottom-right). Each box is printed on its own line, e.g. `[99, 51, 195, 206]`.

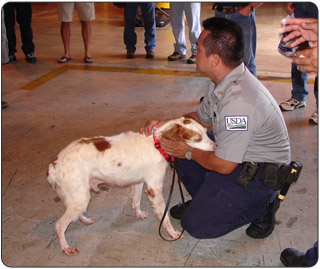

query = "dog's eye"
[193, 134, 202, 142]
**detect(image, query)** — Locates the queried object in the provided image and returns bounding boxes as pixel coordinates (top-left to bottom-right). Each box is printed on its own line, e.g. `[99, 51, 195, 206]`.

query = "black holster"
[237, 161, 302, 190]
[258, 161, 302, 190]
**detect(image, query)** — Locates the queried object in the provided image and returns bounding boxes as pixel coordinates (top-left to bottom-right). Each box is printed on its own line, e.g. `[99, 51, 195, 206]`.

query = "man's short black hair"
[202, 17, 244, 68]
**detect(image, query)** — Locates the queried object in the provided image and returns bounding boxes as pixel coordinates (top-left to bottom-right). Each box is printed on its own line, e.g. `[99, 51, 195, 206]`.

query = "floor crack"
[183, 239, 201, 266]
[3, 169, 19, 196]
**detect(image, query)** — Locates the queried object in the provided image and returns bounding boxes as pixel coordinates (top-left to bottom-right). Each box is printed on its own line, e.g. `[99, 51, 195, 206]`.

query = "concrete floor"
[1, 2, 318, 267]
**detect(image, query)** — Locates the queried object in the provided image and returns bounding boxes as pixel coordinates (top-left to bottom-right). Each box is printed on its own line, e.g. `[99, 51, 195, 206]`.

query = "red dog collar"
[153, 133, 175, 164]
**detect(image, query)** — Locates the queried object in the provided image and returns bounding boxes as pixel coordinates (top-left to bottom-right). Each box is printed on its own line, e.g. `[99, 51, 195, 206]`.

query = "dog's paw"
[63, 246, 79, 256]
[135, 210, 149, 219]
[169, 229, 184, 240]
[79, 215, 96, 225]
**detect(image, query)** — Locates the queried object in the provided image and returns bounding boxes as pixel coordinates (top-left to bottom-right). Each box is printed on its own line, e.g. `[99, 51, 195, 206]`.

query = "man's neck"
[209, 65, 233, 85]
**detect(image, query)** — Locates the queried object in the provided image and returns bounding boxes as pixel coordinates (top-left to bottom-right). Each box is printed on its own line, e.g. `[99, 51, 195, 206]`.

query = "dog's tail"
[47, 159, 58, 191]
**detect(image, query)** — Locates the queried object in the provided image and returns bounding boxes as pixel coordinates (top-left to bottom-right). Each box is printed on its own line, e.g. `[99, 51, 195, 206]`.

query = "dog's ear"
[159, 124, 183, 141]
[160, 123, 202, 142]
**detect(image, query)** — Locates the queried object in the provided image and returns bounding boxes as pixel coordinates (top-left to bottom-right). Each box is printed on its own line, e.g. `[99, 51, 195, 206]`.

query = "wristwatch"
[185, 147, 193, 160]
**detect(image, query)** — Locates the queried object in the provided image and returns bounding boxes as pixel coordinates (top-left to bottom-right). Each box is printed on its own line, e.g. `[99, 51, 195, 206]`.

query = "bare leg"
[81, 20, 91, 58]
[60, 22, 71, 58]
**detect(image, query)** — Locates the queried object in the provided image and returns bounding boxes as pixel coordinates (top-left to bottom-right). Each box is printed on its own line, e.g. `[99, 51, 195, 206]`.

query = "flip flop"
[57, 56, 71, 64]
[83, 56, 93, 64]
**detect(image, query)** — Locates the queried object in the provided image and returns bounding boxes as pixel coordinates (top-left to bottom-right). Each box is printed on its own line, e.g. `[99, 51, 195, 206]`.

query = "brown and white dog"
[47, 117, 215, 255]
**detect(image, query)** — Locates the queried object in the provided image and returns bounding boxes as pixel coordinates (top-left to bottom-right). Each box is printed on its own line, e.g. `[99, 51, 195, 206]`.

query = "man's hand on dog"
[159, 138, 190, 159]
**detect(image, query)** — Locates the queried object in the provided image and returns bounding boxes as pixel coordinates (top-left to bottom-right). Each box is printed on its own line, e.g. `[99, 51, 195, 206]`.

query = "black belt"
[237, 161, 303, 191]
[215, 5, 237, 14]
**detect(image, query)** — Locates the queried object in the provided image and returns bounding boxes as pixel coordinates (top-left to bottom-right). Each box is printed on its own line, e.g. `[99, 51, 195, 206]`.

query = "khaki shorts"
[58, 3, 95, 22]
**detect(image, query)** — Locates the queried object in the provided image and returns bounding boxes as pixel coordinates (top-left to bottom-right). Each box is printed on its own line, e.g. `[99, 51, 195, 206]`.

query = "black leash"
[158, 158, 185, 241]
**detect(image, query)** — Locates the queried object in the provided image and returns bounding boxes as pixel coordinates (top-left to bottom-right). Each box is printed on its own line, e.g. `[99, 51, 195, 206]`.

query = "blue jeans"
[291, 2, 318, 102]
[123, 3, 156, 52]
[215, 10, 257, 77]
[291, 64, 308, 102]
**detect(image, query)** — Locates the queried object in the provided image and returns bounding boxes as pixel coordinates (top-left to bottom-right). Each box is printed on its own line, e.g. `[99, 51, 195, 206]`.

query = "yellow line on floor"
[20, 64, 315, 90]
[66, 64, 204, 77]
[20, 66, 68, 90]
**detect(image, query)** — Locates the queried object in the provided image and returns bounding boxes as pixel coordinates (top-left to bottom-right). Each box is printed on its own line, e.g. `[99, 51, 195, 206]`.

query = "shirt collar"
[212, 63, 246, 100]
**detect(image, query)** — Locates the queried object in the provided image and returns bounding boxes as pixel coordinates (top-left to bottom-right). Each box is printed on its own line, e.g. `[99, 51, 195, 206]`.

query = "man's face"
[195, 30, 211, 75]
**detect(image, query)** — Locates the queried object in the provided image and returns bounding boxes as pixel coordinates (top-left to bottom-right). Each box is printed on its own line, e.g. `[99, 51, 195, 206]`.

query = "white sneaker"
[280, 98, 306, 111]
[310, 109, 318, 124]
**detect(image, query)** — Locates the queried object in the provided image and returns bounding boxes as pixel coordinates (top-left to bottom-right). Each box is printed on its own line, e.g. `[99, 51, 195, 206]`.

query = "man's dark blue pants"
[176, 158, 276, 239]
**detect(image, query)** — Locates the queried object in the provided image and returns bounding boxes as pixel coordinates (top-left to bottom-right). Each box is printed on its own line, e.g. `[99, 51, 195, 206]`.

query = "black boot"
[170, 200, 192, 220]
[280, 248, 307, 267]
[246, 198, 280, 239]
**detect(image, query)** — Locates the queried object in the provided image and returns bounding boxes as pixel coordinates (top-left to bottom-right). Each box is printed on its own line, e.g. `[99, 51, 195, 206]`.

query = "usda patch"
[225, 116, 248, 131]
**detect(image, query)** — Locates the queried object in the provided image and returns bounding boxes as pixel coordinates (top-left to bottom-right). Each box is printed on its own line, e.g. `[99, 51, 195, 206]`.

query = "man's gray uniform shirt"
[197, 63, 291, 164]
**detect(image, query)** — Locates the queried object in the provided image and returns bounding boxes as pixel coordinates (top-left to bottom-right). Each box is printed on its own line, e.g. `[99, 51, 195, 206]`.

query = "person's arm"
[285, 2, 294, 16]
[192, 148, 238, 174]
[238, 3, 263, 16]
[159, 138, 238, 174]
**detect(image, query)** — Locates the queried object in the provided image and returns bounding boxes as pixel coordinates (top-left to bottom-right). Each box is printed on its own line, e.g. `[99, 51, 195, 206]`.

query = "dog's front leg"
[146, 187, 183, 239]
[131, 183, 149, 219]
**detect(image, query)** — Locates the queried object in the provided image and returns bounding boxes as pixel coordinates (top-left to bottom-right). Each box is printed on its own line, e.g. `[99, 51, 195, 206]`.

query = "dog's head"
[155, 117, 215, 151]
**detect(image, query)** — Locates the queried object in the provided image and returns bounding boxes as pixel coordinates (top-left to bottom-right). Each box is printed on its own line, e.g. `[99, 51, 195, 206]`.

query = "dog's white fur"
[47, 117, 215, 255]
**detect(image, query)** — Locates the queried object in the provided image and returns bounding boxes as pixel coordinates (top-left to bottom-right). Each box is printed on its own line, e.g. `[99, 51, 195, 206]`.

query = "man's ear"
[209, 54, 219, 67]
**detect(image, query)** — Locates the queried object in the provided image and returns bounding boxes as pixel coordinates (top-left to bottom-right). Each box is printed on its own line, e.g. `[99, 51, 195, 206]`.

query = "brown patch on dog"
[160, 124, 184, 141]
[48, 157, 58, 176]
[117, 162, 122, 167]
[50, 157, 58, 167]
[147, 188, 155, 198]
[160, 124, 202, 142]
[183, 119, 192, 125]
[80, 137, 111, 152]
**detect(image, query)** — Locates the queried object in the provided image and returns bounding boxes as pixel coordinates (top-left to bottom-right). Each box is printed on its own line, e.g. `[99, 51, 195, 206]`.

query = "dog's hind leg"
[131, 183, 149, 219]
[55, 193, 90, 255]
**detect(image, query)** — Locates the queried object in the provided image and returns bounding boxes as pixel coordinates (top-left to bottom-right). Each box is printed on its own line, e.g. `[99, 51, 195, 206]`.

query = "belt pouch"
[258, 163, 279, 188]
[237, 162, 259, 189]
